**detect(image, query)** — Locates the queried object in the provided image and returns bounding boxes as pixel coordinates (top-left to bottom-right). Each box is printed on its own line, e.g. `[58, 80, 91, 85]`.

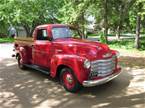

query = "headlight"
[84, 59, 91, 69]
[116, 51, 120, 58]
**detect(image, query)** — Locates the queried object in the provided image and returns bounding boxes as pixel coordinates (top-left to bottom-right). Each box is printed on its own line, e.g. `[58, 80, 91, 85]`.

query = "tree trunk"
[81, 12, 87, 39]
[30, 27, 35, 36]
[135, 15, 141, 49]
[116, 26, 121, 39]
[116, 4, 123, 40]
[103, 0, 108, 43]
[22, 24, 31, 37]
[116, 0, 136, 40]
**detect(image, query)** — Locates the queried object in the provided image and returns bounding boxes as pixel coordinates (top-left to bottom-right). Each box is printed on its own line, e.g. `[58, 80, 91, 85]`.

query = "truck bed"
[15, 37, 34, 46]
[15, 37, 33, 64]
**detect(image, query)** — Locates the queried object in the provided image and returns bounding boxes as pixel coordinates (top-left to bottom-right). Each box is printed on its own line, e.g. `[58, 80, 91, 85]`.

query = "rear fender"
[17, 46, 28, 64]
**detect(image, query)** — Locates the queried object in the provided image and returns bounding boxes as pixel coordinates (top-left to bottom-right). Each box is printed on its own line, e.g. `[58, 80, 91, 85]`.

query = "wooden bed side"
[15, 37, 34, 46]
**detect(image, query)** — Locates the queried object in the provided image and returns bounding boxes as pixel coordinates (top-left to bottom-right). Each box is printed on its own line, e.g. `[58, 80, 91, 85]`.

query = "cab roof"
[36, 24, 67, 29]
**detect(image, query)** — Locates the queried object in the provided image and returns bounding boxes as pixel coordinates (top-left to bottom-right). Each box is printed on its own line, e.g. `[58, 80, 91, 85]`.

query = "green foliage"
[0, 0, 63, 36]
[0, 0, 141, 35]
[58, 0, 93, 36]
[58, 0, 91, 23]
[109, 37, 145, 50]
[0, 37, 14, 43]
[0, 0, 145, 49]
[99, 32, 107, 44]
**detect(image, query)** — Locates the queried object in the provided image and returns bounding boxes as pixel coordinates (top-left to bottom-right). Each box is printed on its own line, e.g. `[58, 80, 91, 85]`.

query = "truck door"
[33, 28, 51, 68]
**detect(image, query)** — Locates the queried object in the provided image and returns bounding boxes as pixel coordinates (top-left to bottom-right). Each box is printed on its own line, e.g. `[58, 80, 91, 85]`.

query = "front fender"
[50, 54, 90, 84]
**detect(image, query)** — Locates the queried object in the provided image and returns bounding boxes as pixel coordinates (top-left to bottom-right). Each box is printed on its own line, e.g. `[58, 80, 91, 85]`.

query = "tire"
[17, 55, 26, 69]
[60, 68, 81, 93]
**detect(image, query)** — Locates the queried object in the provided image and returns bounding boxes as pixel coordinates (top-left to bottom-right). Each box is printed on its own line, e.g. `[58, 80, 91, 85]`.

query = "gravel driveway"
[0, 43, 145, 108]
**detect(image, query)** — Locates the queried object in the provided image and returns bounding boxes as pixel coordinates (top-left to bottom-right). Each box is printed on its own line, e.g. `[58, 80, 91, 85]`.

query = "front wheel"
[60, 68, 81, 93]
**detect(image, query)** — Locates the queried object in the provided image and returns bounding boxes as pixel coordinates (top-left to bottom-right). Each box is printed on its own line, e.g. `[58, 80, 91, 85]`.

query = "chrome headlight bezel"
[116, 51, 120, 58]
[84, 59, 91, 69]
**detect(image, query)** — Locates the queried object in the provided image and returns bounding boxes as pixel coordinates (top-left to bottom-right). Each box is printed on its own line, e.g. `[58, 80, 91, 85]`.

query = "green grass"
[108, 37, 145, 50]
[0, 37, 14, 43]
[88, 34, 99, 37]
[88, 33, 135, 37]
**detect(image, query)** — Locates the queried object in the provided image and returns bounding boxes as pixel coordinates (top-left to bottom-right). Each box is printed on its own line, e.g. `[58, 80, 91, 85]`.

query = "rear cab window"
[36, 29, 48, 40]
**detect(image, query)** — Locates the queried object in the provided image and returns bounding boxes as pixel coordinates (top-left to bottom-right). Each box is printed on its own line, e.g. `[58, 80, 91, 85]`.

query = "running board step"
[24, 64, 50, 75]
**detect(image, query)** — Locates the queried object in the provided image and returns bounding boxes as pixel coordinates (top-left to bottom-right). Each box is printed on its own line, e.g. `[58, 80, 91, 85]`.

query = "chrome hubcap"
[66, 74, 73, 83]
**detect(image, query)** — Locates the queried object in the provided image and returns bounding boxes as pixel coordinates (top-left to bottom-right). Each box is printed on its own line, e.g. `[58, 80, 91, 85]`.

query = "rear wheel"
[17, 55, 26, 69]
[60, 68, 81, 93]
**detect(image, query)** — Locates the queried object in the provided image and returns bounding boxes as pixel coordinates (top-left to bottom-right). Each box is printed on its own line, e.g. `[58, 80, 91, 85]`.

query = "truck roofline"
[36, 24, 67, 29]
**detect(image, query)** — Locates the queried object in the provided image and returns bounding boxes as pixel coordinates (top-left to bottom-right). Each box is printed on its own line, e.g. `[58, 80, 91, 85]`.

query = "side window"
[36, 29, 48, 40]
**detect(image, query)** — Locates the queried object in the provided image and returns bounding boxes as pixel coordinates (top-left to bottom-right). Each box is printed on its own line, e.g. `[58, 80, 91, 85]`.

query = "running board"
[24, 64, 50, 75]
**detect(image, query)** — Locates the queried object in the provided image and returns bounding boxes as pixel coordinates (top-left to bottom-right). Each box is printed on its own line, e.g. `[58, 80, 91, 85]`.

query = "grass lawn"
[108, 37, 145, 57]
[108, 37, 145, 50]
[0, 37, 14, 43]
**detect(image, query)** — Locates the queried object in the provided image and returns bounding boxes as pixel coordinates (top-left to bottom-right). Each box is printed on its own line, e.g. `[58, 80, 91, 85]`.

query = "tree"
[103, 0, 108, 43]
[85, 0, 109, 43]
[106, 0, 136, 39]
[135, 12, 141, 49]
[0, 0, 144, 46]
[58, 0, 93, 38]
[134, 0, 145, 49]
[0, 0, 62, 36]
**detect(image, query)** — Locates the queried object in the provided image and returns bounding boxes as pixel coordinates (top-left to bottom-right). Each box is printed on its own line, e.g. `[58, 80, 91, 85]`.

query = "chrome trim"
[91, 58, 113, 64]
[90, 56, 116, 77]
[83, 71, 121, 87]
[91, 62, 113, 67]
[97, 69, 113, 73]
[92, 65, 114, 70]
[103, 53, 112, 58]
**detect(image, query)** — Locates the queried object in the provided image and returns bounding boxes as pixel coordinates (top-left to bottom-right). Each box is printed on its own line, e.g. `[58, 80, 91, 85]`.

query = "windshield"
[52, 27, 71, 39]
[52, 27, 81, 39]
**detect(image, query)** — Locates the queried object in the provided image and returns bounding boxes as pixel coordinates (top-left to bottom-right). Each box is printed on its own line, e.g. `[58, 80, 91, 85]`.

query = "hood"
[53, 38, 112, 60]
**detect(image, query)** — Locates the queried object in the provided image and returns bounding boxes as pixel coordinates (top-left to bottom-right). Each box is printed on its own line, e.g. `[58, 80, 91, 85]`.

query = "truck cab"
[14, 24, 121, 92]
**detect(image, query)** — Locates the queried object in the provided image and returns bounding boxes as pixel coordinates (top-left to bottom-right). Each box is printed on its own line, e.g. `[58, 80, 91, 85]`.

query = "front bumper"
[82, 68, 121, 87]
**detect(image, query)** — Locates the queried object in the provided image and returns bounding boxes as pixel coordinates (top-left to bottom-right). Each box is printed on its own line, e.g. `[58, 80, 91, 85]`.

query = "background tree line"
[0, 0, 145, 48]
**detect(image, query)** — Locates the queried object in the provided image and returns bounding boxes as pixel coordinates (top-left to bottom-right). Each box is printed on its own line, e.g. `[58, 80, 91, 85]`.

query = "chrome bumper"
[82, 70, 121, 87]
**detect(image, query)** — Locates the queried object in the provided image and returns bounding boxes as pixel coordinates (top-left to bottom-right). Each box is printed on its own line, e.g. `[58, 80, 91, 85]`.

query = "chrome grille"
[90, 56, 116, 77]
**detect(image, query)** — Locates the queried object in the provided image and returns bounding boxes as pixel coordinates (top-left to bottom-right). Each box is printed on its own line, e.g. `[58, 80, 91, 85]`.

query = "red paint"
[14, 24, 121, 85]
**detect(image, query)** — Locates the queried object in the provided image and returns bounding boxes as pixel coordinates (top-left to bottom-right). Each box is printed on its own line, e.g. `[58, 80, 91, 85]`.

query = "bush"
[0, 37, 14, 43]
[0, 33, 7, 38]
[99, 32, 107, 43]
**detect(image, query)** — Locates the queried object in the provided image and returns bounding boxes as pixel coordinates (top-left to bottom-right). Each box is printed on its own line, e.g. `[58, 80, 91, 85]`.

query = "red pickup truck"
[13, 24, 121, 92]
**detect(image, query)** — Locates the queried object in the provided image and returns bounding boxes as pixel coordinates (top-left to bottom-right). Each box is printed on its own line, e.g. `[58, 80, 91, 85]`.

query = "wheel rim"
[62, 71, 75, 89]
[18, 56, 23, 67]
